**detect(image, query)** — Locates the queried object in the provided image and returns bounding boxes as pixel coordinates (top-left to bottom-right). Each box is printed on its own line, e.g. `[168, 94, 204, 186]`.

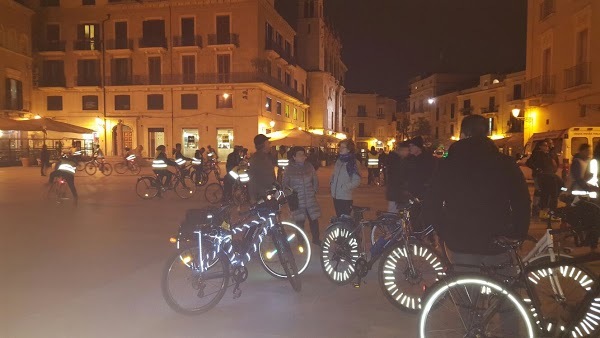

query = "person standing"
[385, 141, 411, 212]
[283, 146, 322, 246]
[330, 139, 361, 217]
[570, 143, 592, 192]
[378, 148, 388, 186]
[276, 145, 289, 183]
[307, 148, 320, 171]
[406, 136, 436, 199]
[424, 115, 530, 336]
[527, 140, 560, 220]
[248, 134, 276, 202]
[224, 146, 243, 200]
[366, 146, 379, 185]
[40, 144, 50, 176]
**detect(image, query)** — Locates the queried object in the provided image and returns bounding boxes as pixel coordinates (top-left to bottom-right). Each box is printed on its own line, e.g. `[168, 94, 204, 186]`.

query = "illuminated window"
[285, 105, 290, 118]
[216, 94, 233, 108]
[293, 108, 297, 120]
[265, 97, 272, 112]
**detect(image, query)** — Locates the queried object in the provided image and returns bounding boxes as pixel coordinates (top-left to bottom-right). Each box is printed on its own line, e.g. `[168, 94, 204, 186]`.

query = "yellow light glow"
[0, 131, 3, 137]
[450, 136, 459, 141]
[269, 120, 275, 128]
[298, 127, 303, 130]
[34, 115, 42, 119]
[512, 108, 521, 118]
[181, 256, 192, 264]
[335, 133, 347, 140]
[169, 237, 177, 243]
[266, 251, 275, 260]
[309, 129, 324, 135]
[298, 246, 304, 254]
[490, 134, 506, 140]
[223, 93, 230, 99]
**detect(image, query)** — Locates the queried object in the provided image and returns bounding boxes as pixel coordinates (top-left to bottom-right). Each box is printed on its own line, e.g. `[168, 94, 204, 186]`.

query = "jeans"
[539, 174, 559, 211]
[333, 198, 352, 217]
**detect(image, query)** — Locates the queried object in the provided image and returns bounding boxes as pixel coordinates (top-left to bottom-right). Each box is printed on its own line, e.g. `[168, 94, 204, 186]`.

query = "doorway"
[216, 128, 233, 159]
[182, 128, 199, 158]
[112, 124, 133, 156]
[148, 128, 165, 158]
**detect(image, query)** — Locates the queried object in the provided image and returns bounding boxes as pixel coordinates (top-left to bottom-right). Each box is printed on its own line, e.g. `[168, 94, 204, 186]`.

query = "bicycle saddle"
[353, 206, 370, 213]
[493, 236, 522, 250]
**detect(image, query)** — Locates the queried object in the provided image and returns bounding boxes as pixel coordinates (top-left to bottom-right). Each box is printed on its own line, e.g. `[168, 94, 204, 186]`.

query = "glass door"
[148, 128, 165, 158]
[216, 128, 233, 160]
[182, 128, 199, 158]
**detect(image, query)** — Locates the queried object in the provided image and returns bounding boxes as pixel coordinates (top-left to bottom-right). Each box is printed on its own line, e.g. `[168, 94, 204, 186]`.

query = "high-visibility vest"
[152, 159, 168, 170]
[277, 155, 289, 167]
[126, 154, 136, 161]
[175, 158, 186, 167]
[367, 155, 379, 168]
[57, 162, 76, 174]
[229, 166, 250, 183]
[192, 157, 203, 165]
[588, 159, 598, 187]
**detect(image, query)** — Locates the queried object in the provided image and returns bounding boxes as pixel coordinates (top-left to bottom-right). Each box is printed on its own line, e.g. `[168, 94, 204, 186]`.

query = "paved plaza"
[0, 164, 591, 338]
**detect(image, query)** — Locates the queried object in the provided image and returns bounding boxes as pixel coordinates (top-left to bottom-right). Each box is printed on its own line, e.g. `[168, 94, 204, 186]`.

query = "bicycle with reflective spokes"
[135, 169, 196, 199]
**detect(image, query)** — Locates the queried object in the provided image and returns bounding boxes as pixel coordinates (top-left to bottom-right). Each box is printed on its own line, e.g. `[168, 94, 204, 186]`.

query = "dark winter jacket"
[526, 150, 556, 177]
[424, 136, 531, 255]
[226, 151, 241, 172]
[406, 152, 436, 199]
[385, 152, 411, 201]
[248, 151, 276, 200]
[283, 162, 321, 222]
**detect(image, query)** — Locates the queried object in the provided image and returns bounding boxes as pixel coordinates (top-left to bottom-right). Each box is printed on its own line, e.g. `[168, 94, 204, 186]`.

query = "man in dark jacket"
[385, 141, 411, 212]
[224, 146, 242, 200]
[248, 134, 276, 202]
[406, 136, 435, 199]
[527, 140, 560, 219]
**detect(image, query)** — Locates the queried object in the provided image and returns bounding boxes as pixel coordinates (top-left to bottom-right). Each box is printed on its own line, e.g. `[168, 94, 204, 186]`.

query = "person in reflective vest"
[276, 145, 289, 182]
[153, 145, 177, 192]
[224, 146, 244, 199]
[366, 146, 379, 185]
[48, 150, 79, 205]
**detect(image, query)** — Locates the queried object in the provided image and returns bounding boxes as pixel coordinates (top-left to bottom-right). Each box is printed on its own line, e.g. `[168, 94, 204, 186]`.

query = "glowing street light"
[427, 98, 435, 105]
[34, 115, 42, 119]
[223, 93, 230, 99]
[269, 120, 275, 128]
[512, 108, 522, 119]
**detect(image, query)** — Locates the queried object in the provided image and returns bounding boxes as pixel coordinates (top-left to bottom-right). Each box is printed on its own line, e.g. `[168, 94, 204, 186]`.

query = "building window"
[276, 101, 282, 115]
[76, 23, 99, 50]
[358, 123, 365, 137]
[148, 57, 161, 85]
[47, 96, 63, 110]
[450, 103, 455, 119]
[450, 124, 454, 136]
[82, 0, 95, 5]
[180, 17, 195, 46]
[357, 105, 367, 117]
[285, 105, 290, 118]
[294, 79, 298, 91]
[5, 78, 23, 110]
[41, 0, 59, 7]
[41, 60, 65, 87]
[217, 54, 231, 82]
[181, 94, 198, 109]
[285, 72, 291, 87]
[265, 97, 272, 112]
[181, 55, 196, 84]
[435, 107, 439, 121]
[82, 95, 98, 110]
[147, 94, 164, 110]
[216, 94, 233, 108]
[141, 20, 166, 48]
[488, 96, 496, 112]
[277, 67, 282, 82]
[513, 84, 522, 100]
[293, 108, 297, 120]
[114, 21, 128, 49]
[301, 110, 305, 122]
[115, 95, 130, 110]
[77, 59, 99, 86]
[111, 58, 132, 85]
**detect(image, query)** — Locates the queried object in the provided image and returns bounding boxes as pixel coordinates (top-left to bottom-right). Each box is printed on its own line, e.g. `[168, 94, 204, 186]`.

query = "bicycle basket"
[287, 190, 299, 211]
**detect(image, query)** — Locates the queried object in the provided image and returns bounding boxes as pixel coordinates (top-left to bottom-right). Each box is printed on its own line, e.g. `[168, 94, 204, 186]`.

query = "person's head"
[175, 143, 182, 151]
[338, 139, 355, 155]
[408, 136, 424, 156]
[42, 144, 47, 150]
[537, 141, 550, 153]
[156, 145, 166, 154]
[242, 148, 248, 156]
[545, 138, 554, 149]
[95, 144, 100, 149]
[396, 141, 410, 158]
[370, 146, 376, 153]
[279, 145, 287, 154]
[253, 134, 271, 153]
[578, 143, 591, 159]
[199, 147, 205, 153]
[460, 115, 488, 139]
[290, 146, 306, 164]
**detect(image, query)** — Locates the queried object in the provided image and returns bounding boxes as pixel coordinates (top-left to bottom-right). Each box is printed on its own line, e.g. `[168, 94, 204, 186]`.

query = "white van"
[518, 127, 600, 182]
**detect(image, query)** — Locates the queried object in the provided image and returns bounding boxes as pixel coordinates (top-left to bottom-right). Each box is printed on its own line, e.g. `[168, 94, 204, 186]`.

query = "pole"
[101, 14, 111, 155]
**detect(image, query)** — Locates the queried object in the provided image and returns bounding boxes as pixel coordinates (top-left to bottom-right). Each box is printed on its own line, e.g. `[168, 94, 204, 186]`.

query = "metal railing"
[37, 40, 66, 52]
[506, 92, 523, 101]
[525, 75, 555, 97]
[540, 0, 555, 20]
[460, 107, 473, 116]
[73, 39, 101, 51]
[105, 39, 134, 50]
[564, 62, 592, 89]
[38, 76, 66, 87]
[207, 33, 239, 47]
[105, 76, 134, 86]
[138, 37, 167, 49]
[75, 76, 100, 86]
[173, 35, 202, 48]
[265, 40, 296, 65]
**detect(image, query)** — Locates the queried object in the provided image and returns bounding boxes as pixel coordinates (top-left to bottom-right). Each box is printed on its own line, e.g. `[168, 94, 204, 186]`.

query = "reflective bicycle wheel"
[101, 163, 112, 176]
[204, 183, 223, 204]
[419, 273, 535, 338]
[114, 162, 127, 174]
[136, 176, 158, 199]
[161, 244, 230, 315]
[320, 222, 359, 285]
[84, 162, 97, 175]
[174, 176, 197, 199]
[259, 221, 311, 279]
[272, 226, 301, 292]
[378, 240, 447, 313]
[192, 170, 208, 187]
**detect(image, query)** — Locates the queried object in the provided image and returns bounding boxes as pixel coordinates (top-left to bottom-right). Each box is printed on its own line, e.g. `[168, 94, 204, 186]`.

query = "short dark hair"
[339, 139, 356, 153]
[290, 146, 305, 158]
[460, 115, 488, 138]
[579, 143, 591, 152]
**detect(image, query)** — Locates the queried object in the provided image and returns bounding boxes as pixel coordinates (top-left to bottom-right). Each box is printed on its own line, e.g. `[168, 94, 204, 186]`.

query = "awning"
[493, 134, 524, 149]
[266, 129, 338, 147]
[3, 117, 95, 134]
[0, 117, 28, 130]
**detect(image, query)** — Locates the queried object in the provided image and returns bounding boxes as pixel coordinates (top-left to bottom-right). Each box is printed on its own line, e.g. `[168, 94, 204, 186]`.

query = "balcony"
[4, 100, 29, 111]
[133, 74, 163, 86]
[357, 111, 367, 118]
[460, 107, 473, 116]
[481, 106, 499, 117]
[105, 39, 134, 51]
[207, 33, 239, 48]
[506, 92, 524, 102]
[38, 76, 66, 87]
[525, 75, 555, 98]
[376, 113, 386, 119]
[265, 40, 296, 65]
[564, 63, 592, 89]
[173, 35, 202, 48]
[73, 39, 101, 52]
[37, 40, 66, 53]
[75, 76, 100, 87]
[138, 37, 167, 50]
[105, 76, 133, 86]
[540, 0, 555, 21]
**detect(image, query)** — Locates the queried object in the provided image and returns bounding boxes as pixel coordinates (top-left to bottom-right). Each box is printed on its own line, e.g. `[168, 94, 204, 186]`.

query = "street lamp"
[427, 98, 435, 105]
[512, 108, 522, 119]
[269, 120, 275, 128]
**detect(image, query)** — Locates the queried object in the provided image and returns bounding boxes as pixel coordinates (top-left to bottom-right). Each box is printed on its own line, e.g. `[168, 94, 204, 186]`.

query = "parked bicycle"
[84, 157, 112, 176]
[136, 169, 196, 199]
[161, 185, 304, 315]
[114, 154, 141, 175]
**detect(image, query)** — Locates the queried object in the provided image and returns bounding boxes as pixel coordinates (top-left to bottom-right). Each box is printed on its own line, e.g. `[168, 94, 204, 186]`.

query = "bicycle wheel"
[259, 221, 311, 279]
[84, 162, 97, 175]
[76, 161, 85, 171]
[130, 163, 141, 175]
[161, 244, 230, 315]
[204, 183, 223, 204]
[136, 176, 159, 199]
[419, 273, 535, 338]
[232, 184, 248, 206]
[101, 163, 112, 176]
[174, 176, 197, 199]
[371, 222, 400, 246]
[272, 225, 302, 292]
[522, 262, 600, 336]
[378, 240, 447, 313]
[320, 222, 359, 286]
[192, 170, 208, 187]
[114, 162, 127, 174]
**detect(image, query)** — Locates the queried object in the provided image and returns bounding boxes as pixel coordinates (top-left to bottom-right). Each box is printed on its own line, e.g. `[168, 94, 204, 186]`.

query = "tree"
[412, 117, 432, 138]
[397, 115, 411, 141]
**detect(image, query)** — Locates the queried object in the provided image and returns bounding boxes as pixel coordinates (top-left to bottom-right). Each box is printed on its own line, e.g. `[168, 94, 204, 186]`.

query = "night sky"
[276, 0, 527, 100]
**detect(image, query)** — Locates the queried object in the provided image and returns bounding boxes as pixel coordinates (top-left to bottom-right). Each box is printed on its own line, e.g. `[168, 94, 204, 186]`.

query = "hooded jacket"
[424, 137, 530, 255]
[283, 161, 321, 222]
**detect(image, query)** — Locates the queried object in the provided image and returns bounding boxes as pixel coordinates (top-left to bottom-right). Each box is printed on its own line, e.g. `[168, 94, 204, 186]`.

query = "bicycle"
[45, 176, 73, 206]
[228, 167, 250, 207]
[190, 157, 208, 187]
[418, 225, 600, 337]
[136, 169, 196, 199]
[84, 157, 113, 176]
[204, 167, 225, 204]
[320, 200, 446, 294]
[114, 154, 141, 175]
[161, 186, 303, 315]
